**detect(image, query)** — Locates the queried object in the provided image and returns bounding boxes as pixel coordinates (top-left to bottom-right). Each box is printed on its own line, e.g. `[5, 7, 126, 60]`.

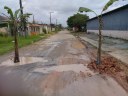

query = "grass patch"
[0, 32, 55, 55]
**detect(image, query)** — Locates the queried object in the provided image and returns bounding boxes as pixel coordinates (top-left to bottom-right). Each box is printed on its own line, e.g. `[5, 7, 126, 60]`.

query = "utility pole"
[49, 12, 54, 32]
[56, 19, 58, 31]
[19, 0, 23, 14]
[19, 0, 26, 36]
[33, 15, 35, 24]
[56, 19, 57, 26]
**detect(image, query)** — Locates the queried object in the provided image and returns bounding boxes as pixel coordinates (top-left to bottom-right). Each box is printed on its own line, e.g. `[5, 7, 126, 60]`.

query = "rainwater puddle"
[0, 57, 48, 66]
[34, 64, 94, 75]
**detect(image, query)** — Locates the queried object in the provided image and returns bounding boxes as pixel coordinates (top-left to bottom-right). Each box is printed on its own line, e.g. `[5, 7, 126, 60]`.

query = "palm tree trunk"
[14, 22, 20, 63]
[97, 29, 102, 64]
[97, 16, 102, 64]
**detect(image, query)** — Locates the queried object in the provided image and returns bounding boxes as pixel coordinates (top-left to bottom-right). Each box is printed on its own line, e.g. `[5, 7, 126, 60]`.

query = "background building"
[0, 15, 9, 35]
[27, 23, 51, 36]
[0, 15, 52, 36]
[87, 4, 128, 40]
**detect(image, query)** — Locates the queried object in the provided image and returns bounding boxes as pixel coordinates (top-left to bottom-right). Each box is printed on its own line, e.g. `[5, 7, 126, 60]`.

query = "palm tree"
[4, 6, 31, 63]
[79, 0, 118, 64]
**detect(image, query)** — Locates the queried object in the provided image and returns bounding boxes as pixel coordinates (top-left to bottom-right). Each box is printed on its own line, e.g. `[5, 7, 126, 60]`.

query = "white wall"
[0, 27, 8, 33]
[87, 30, 128, 40]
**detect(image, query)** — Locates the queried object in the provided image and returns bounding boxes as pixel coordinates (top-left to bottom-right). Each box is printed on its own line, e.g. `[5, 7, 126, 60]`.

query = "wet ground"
[0, 30, 127, 96]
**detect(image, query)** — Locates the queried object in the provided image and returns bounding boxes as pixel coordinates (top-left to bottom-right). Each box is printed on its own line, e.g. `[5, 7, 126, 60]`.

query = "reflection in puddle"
[34, 64, 94, 75]
[0, 57, 48, 66]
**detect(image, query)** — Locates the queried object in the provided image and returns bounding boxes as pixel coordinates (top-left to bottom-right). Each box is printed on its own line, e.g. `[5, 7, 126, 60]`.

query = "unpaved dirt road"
[0, 30, 127, 96]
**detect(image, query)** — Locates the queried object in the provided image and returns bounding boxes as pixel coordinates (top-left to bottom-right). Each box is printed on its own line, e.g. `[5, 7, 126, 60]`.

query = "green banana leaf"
[103, 0, 118, 11]
[4, 6, 14, 19]
[79, 7, 93, 13]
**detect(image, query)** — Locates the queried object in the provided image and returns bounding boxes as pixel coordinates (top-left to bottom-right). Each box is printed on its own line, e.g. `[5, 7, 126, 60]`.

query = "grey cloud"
[0, 0, 127, 26]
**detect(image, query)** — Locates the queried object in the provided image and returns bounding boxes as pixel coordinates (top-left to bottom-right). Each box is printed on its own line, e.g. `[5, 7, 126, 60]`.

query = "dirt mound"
[88, 57, 122, 74]
[88, 56, 128, 92]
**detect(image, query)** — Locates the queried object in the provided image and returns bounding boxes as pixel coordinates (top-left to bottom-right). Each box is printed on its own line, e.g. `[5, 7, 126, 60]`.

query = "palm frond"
[102, 0, 118, 12]
[4, 6, 14, 19]
[78, 7, 93, 13]
[14, 8, 23, 18]
[19, 13, 32, 20]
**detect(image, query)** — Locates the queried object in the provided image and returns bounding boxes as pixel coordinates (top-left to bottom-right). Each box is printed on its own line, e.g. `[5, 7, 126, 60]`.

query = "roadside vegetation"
[0, 4, 62, 63]
[76, 0, 128, 91]
[67, 13, 89, 32]
[0, 32, 55, 55]
[1, 6, 31, 63]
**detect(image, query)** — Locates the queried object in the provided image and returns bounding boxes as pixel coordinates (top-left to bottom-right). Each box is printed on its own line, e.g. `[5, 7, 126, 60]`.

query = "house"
[0, 15, 52, 36]
[0, 15, 9, 35]
[28, 23, 40, 35]
[27, 23, 51, 36]
[87, 4, 128, 40]
[39, 24, 51, 34]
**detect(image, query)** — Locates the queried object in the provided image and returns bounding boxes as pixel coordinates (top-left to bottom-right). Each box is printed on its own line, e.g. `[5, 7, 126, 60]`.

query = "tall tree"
[79, 0, 118, 64]
[67, 13, 89, 32]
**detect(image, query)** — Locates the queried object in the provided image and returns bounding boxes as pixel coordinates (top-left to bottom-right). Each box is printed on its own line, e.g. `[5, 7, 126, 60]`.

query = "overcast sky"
[0, 0, 128, 26]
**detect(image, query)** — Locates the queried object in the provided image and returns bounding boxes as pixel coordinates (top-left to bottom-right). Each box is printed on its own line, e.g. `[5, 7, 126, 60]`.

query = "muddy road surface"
[0, 30, 127, 96]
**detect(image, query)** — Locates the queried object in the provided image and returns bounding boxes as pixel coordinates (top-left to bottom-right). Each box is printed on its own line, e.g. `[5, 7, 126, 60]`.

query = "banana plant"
[4, 6, 31, 63]
[78, 0, 118, 64]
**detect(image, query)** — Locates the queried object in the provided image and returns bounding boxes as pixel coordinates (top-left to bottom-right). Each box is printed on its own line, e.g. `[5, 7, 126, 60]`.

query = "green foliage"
[21, 13, 32, 18]
[79, 7, 93, 13]
[67, 13, 89, 31]
[0, 33, 54, 55]
[20, 13, 32, 33]
[14, 8, 23, 18]
[3, 6, 32, 62]
[4, 6, 14, 19]
[3, 6, 31, 36]
[79, 7, 98, 16]
[0, 35, 41, 55]
[102, 0, 118, 12]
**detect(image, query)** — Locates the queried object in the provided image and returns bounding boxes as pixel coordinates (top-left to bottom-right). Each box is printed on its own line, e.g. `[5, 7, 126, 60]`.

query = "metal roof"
[87, 4, 128, 21]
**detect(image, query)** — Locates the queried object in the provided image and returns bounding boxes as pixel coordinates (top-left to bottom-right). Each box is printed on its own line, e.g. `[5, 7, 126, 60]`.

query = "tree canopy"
[67, 13, 89, 31]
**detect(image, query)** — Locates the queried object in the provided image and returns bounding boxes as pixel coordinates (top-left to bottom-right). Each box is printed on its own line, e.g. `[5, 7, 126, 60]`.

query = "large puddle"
[0, 57, 48, 66]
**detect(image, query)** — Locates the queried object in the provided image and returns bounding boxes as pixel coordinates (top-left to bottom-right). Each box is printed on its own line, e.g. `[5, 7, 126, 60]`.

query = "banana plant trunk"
[14, 21, 20, 63]
[97, 16, 102, 65]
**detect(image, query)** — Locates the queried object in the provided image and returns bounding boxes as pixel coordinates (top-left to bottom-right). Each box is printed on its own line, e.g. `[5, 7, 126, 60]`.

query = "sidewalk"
[79, 33, 128, 65]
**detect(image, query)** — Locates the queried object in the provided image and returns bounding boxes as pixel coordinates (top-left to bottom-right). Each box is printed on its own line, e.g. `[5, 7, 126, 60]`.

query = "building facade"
[87, 4, 128, 40]
[0, 15, 52, 36]
[27, 23, 51, 36]
[0, 15, 9, 35]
